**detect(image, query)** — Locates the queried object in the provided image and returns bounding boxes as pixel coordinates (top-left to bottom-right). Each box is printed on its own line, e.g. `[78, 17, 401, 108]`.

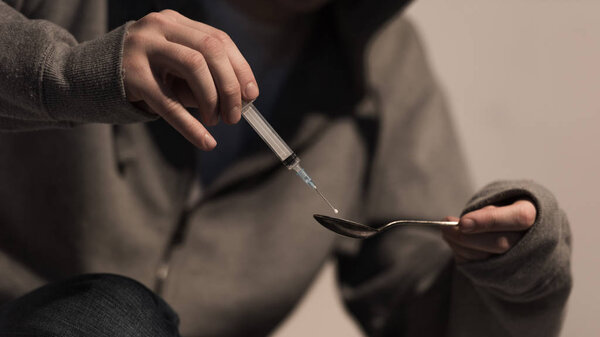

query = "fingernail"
[244, 82, 259, 99]
[460, 218, 475, 233]
[204, 133, 217, 149]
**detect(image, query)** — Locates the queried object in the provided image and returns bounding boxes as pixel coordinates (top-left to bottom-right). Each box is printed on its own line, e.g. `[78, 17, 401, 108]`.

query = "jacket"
[0, 0, 572, 336]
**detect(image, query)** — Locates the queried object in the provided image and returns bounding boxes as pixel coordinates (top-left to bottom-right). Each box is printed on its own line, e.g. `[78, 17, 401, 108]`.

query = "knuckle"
[133, 16, 151, 28]
[479, 210, 495, 231]
[236, 65, 255, 82]
[182, 51, 208, 73]
[221, 83, 240, 97]
[211, 29, 231, 43]
[477, 206, 496, 230]
[200, 36, 224, 55]
[158, 97, 180, 118]
[204, 92, 219, 109]
[159, 9, 178, 17]
[489, 207, 501, 227]
[139, 12, 164, 26]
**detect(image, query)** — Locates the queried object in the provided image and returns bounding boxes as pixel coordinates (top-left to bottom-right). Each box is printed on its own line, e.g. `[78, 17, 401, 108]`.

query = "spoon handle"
[385, 220, 459, 230]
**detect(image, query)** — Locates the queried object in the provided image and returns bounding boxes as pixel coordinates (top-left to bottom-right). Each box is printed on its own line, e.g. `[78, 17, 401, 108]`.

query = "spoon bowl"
[313, 214, 458, 239]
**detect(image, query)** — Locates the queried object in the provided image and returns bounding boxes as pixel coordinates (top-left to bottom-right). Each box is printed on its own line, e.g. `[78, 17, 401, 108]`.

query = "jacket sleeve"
[0, 1, 155, 130]
[337, 181, 572, 337]
[446, 180, 572, 337]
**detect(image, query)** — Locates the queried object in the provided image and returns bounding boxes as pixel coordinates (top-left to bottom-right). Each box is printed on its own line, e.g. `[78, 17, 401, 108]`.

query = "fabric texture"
[446, 180, 572, 337]
[0, 1, 155, 129]
[0, 1, 572, 336]
[0, 274, 180, 337]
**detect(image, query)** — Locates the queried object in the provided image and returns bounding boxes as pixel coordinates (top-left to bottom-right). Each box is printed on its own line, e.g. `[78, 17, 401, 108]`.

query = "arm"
[444, 181, 572, 337]
[0, 1, 152, 129]
[0, 4, 259, 149]
[337, 181, 571, 337]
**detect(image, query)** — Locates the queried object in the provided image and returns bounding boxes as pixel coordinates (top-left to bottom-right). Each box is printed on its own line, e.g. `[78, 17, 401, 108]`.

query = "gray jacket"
[0, 0, 571, 336]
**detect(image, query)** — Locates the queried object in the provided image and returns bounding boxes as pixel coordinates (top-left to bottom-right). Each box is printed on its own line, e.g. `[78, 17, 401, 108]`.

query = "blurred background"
[273, 1, 600, 336]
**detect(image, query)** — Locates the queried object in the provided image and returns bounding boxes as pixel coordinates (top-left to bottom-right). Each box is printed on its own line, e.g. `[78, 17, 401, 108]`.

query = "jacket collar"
[332, 0, 414, 98]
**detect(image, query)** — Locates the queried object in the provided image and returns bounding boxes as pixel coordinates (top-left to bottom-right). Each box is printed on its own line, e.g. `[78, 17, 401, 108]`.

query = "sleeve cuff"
[456, 180, 572, 301]
[42, 22, 157, 124]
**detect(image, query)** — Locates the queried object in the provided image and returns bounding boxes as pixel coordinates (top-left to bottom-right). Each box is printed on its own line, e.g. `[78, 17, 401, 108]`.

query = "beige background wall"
[273, 1, 600, 336]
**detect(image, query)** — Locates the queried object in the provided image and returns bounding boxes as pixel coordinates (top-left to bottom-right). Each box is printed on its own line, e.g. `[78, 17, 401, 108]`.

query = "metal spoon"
[313, 214, 458, 239]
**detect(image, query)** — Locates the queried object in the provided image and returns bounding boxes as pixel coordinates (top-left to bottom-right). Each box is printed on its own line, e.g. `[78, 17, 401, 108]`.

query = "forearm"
[0, 2, 154, 130]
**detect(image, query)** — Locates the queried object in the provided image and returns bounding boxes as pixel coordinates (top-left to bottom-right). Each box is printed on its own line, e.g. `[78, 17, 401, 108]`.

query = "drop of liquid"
[333, 209, 339, 214]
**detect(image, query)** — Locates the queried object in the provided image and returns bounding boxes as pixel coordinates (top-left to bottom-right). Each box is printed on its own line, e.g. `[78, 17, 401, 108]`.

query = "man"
[0, 0, 571, 336]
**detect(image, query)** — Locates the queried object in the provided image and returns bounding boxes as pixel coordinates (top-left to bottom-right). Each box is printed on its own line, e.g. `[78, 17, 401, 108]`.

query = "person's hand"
[122, 10, 259, 150]
[442, 200, 537, 263]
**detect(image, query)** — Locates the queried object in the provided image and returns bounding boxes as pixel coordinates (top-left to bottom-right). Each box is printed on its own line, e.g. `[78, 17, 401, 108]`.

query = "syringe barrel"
[241, 102, 294, 162]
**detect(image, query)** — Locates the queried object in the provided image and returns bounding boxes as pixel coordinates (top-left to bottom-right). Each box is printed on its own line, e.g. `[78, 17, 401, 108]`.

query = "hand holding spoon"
[313, 214, 458, 239]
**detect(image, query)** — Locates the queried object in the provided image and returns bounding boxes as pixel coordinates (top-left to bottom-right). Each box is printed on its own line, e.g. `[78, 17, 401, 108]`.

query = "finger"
[141, 71, 217, 150]
[159, 9, 217, 34]
[166, 29, 241, 124]
[149, 91, 217, 150]
[160, 9, 259, 103]
[444, 239, 492, 263]
[170, 77, 198, 108]
[167, 78, 205, 122]
[149, 41, 219, 125]
[158, 15, 244, 124]
[199, 37, 242, 124]
[459, 200, 537, 234]
[442, 226, 523, 254]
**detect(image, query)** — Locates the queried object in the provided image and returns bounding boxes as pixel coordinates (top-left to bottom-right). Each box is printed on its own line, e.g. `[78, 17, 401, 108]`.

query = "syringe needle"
[242, 103, 339, 214]
[314, 187, 339, 214]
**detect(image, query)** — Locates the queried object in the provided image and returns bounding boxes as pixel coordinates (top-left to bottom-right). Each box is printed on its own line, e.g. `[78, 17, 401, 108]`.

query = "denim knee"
[0, 273, 180, 337]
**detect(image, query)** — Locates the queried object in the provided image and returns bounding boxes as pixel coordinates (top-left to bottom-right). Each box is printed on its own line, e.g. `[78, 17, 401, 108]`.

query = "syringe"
[241, 102, 338, 214]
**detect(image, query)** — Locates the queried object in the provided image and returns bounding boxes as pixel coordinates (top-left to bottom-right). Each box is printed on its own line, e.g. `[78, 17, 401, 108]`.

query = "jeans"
[0, 274, 181, 337]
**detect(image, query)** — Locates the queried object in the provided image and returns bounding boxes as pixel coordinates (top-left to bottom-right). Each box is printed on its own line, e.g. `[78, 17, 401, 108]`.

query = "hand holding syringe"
[242, 102, 338, 214]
